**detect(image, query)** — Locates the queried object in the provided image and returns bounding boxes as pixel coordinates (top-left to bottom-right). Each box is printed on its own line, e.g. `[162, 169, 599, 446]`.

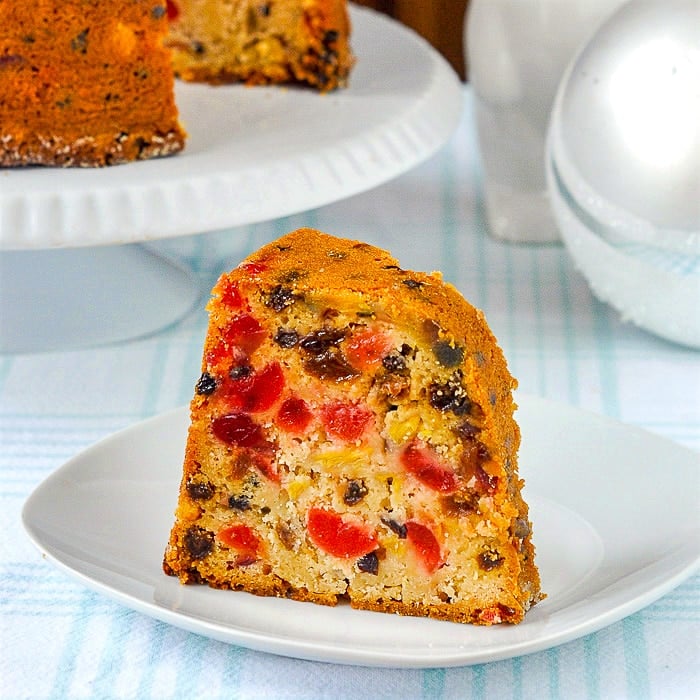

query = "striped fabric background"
[1, 90, 698, 699]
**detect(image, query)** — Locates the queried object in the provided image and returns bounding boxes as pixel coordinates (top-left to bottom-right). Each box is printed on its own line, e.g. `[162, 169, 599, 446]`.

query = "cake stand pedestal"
[0, 245, 201, 354]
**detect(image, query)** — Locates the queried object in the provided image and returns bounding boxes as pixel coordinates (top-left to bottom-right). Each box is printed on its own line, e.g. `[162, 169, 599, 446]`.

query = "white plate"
[22, 394, 700, 668]
[0, 5, 463, 250]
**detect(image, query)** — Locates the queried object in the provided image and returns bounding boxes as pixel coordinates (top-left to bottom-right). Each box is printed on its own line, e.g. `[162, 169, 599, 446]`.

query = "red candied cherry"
[225, 314, 267, 354]
[217, 524, 262, 565]
[166, 0, 180, 21]
[405, 520, 442, 574]
[345, 329, 393, 370]
[400, 440, 459, 493]
[307, 507, 378, 559]
[248, 446, 280, 483]
[320, 401, 372, 442]
[222, 362, 285, 413]
[211, 412, 267, 448]
[205, 314, 265, 370]
[216, 276, 245, 310]
[277, 397, 313, 433]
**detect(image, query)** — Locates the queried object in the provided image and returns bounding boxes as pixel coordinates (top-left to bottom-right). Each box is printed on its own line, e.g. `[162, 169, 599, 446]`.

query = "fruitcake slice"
[163, 228, 543, 624]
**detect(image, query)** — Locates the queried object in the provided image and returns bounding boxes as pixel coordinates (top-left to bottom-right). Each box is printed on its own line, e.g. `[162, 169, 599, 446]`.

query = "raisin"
[402, 279, 424, 290]
[299, 328, 346, 353]
[229, 365, 252, 379]
[304, 353, 358, 381]
[266, 285, 297, 311]
[441, 492, 478, 516]
[0, 55, 25, 69]
[381, 353, 406, 373]
[71, 29, 89, 54]
[192, 41, 205, 55]
[433, 341, 464, 368]
[276, 521, 296, 550]
[512, 518, 530, 539]
[323, 30, 339, 45]
[186, 479, 214, 501]
[299, 329, 356, 380]
[343, 480, 368, 505]
[274, 328, 299, 348]
[381, 517, 407, 539]
[195, 372, 217, 395]
[428, 374, 472, 416]
[454, 420, 481, 440]
[356, 551, 379, 575]
[478, 550, 504, 572]
[228, 494, 251, 511]
[151, 5, 166, 19]
[184, 526, 213, 559]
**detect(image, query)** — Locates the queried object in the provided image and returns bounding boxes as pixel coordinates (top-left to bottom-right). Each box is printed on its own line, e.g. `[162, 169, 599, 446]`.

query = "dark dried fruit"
[304, 354, 358, 381]
[300, 328, 357, 380]
[356, 551, 379, 575]
[186, 479, 214, 501]
[71, 29, 89, 54]
[454, 420, 481, 440]
[441, 491, 478, 516]
[381, 516, 407, 539]
[381, 353, 406, 373]
[266, 285, 297, 312]
[195, 372, 217, 395]
[299, 328, 346, 353]
[229, 365, 252, 379]
[433, 341, 464, 368]
[184, 526, 214, 559]
[0, 54, 25, 69]
[228, 494, 251, 511]
[151, 4, 166, 19]
[402, 279, 424, 289]
[274, 328, 299, 348]
[511, 518, 530, 539]
[428, 374, 472, 416]
[478, 550, 504, 572]
[343, 480, 368, 506]
[276, 521, 296, 550]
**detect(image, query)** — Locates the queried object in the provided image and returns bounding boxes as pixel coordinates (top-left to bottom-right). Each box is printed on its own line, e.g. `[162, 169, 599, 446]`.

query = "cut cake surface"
[164, 228, 543, 624]
[0, 1, 186, 167]
[165, 0, 354, 91]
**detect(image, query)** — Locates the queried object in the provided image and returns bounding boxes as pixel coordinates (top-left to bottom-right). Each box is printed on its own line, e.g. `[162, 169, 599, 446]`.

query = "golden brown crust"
[166, 0, 354, 91]
[0, 1, 186, 168]
[164, 228, 543, 625]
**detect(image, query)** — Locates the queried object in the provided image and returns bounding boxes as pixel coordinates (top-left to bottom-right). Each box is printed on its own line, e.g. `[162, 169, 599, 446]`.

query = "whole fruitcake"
[0, 1, 185, 167]
[165, 0, 354, 91]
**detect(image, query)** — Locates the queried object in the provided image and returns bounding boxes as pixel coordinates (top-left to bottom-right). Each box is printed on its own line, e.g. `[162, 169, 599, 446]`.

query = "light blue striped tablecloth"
[1, 89, 698, 699]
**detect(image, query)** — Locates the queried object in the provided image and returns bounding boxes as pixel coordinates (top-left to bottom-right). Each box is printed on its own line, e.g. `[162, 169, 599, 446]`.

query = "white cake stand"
[0, 6, 463, 353]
